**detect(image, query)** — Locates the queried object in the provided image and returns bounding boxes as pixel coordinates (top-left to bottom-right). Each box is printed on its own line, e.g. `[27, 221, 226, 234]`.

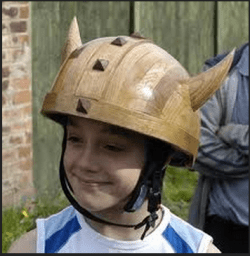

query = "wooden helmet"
[41, 17, 235, 167]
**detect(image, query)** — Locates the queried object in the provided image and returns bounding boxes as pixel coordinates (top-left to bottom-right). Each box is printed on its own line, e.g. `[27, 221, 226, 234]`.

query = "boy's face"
[64, 116, 145, 214]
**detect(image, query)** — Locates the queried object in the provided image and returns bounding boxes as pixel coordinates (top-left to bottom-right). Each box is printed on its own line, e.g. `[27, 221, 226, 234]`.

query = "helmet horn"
[61, 16, 82, 64]
[184, 48, 235, 111]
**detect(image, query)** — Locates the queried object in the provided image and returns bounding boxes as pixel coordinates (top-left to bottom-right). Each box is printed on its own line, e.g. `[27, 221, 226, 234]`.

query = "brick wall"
[2, 1, 36, 207]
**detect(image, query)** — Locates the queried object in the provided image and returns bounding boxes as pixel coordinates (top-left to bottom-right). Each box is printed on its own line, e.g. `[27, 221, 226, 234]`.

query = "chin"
[71, 182, 130, 214]
[76, 194, 125, 215]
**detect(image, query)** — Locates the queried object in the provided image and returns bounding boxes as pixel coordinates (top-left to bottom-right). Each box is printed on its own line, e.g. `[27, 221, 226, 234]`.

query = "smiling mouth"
[79, 178, 110, 187]
[70, 173, 110, 187]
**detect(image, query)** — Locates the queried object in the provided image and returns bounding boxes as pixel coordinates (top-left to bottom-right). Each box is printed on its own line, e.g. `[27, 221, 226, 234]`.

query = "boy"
[8, 17, 234, 253]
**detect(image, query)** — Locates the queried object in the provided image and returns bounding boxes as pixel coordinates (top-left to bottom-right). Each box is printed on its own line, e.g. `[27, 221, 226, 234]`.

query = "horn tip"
[229, 47, 236, 58]
[223, 47, 236, 70]
[71, 16, 78, 25]
[188, 46, 237, 112]
[70, 16, 79, 32]
[61, 15, 82, 65]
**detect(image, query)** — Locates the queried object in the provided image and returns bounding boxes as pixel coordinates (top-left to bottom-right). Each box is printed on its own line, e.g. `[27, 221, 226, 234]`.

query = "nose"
[76, 143, 100, 173]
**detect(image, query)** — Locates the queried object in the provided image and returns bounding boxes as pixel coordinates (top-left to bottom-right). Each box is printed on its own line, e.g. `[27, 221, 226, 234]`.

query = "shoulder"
[162, 207, 213, 253]
[8, 228, 37, 253]
[206, 241, 221, 253]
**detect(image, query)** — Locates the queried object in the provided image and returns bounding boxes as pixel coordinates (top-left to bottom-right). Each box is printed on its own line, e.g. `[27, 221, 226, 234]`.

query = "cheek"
[63, 148, 77, 182]
[63, 144, 78, 168]
[63, 150, 71, 173]
[109, 156, 143, 197]
[114, 169, 141, 193]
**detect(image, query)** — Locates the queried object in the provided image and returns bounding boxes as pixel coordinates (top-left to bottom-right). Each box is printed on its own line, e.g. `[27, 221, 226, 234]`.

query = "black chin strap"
[59, 127, 167, 240]
[60, 163, 161, 239]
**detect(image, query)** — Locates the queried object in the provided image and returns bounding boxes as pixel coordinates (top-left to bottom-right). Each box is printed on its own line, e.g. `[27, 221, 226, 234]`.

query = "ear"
[183, 48, 235, 111]
[61, 16, 82, 64]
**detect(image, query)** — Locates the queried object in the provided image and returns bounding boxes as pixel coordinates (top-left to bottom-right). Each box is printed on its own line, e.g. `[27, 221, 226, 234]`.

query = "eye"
[67, 136, 81, 144]
[104, 144, 124, 152]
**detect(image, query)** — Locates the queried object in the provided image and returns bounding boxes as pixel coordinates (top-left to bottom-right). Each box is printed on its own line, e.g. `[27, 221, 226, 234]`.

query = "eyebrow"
[67, 117, 136, 139]
[101, 125, 135, 139]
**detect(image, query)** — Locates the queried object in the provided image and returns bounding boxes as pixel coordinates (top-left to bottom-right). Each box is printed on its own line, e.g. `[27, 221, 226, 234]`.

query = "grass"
[2, 166, 198, 253]
[162, 166, 198, 220]
[2, 190, 70, 253]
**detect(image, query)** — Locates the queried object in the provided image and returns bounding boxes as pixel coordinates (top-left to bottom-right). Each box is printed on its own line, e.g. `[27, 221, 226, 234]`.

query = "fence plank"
[31, 2, 130, 196]
[217, 1, 249, 53]
[76, 1, 130, 43]
[32, 2, 64, 196]
[59, 2, 78, 48]
[134, 1, 215, 74]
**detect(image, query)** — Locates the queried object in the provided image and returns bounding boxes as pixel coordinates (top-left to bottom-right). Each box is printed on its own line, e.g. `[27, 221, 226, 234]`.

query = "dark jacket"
[188, 43, 249, 229]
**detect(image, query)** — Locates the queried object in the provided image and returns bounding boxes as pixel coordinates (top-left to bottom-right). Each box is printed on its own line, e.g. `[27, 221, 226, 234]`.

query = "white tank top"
[36, 205, 212, 253]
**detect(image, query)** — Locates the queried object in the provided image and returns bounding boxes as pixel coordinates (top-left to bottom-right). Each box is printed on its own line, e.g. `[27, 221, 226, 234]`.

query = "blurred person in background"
[189, 42, 249, 253]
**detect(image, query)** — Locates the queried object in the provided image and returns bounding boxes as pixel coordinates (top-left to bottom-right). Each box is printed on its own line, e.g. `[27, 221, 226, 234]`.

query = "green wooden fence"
[31, 1, 248, 196]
